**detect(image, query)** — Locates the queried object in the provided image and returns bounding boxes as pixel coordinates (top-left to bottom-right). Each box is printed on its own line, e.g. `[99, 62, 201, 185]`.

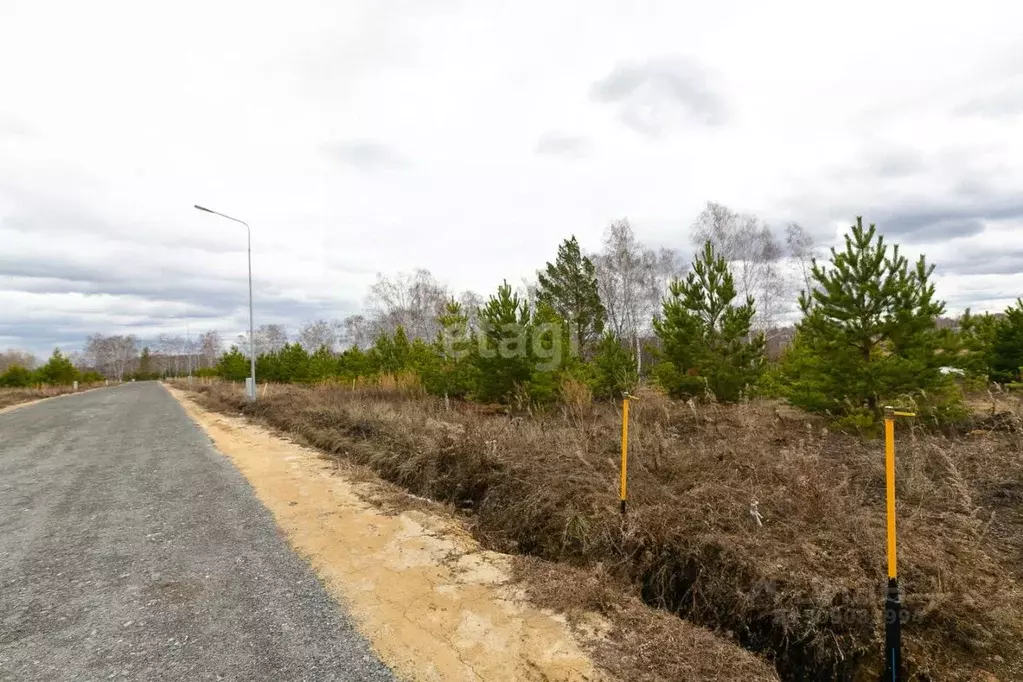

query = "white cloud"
[2, 0, 1022, 354]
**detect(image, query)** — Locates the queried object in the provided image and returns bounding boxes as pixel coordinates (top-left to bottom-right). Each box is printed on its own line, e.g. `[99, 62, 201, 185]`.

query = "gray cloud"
[876, 198, 1023, 241]
[322, 140, 406, 171]
[872, 149, 926, 179]
[0, 286, 361, 357]
[590, 57, 726, 135]
[535, 132, 589, 158]
[879, 214, 987, 241]
[955, 80, 1023, 118]
[937, 245, 1023, 276]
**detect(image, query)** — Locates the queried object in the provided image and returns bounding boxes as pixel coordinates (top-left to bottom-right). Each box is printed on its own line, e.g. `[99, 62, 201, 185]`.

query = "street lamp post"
[194, 204, 256, 400]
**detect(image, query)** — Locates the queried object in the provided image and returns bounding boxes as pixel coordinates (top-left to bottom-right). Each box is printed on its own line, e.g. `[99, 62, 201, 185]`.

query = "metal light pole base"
[245, 377, 256, 401]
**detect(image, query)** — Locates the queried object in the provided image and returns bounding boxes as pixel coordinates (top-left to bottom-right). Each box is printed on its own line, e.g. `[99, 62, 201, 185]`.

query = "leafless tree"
[785, 222, 816, 296]
[298, 319, 340, 352]
[0, 349, 37, 372]
[258, 324, 289, 354]
[366, 269, 449, 341]
[85, 334, 139, 379]
[234, 325, 288, 356]
[690, 202, 787, 329]
[340, 314, 375, 349]
[647, 246, 685, 322]
[592, 219, 677, 372]
[457, 290, 484, 331]
[515, 277, 540, 316]
[156, 334, 185, 374]
[197, 330, 222, 369]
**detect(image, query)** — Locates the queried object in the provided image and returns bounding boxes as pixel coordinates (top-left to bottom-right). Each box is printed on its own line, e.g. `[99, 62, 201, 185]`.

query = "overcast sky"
[2, 0, 1022, 356]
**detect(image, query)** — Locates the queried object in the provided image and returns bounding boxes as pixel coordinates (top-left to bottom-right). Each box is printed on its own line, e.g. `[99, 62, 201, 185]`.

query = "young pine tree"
[36, 349, 80, 386]
[653, 241, 764, 401]
[0, 364, 34, 388]
[137, 346, 155, 380]
[425, 299, 478, 400]
[954, 309, 1002, 378]
[373, 327, 413, 375]
[536, 235, 606, 356]
[308, 345, 338, 381]
[591, 332, 637, 400]
[337, 345, 376, 380]
[276, 343, 311, 382]
[992, 299, 1023, 383]
[785, 217, 947, 416]
[474, 281, 532, 403]
[216, 346, 250, 381]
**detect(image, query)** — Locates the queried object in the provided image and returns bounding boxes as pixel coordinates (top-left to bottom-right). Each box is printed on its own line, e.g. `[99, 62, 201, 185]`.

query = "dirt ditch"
[169, 385, 776, 682]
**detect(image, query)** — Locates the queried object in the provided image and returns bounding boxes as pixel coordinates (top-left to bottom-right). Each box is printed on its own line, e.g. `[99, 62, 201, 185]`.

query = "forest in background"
[4, 202, 1022, 427]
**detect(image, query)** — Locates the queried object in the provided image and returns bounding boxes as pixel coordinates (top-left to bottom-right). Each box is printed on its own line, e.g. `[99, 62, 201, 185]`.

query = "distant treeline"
[6, 204, 1022, 426]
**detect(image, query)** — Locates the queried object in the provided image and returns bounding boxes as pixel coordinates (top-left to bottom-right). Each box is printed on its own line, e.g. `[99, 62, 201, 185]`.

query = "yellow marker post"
[883, 406, 915, 682]
[619, 395, 630, 514]
[884, 413, 897, 579]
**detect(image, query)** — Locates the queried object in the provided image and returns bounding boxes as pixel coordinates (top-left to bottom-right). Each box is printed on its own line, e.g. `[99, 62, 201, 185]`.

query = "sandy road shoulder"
[167, 386, 607, 682]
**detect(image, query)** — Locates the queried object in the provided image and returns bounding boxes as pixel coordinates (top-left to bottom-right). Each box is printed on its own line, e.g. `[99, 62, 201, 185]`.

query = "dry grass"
[513, 556, 779, 681]
[0, 384, 96, 410]
[178, 379, 1023, 681]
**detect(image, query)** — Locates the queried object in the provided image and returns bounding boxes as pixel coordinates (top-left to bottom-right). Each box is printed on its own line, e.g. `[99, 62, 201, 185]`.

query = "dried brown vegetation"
[180, 380, 1023, 681]
[0, 384, 95, 411]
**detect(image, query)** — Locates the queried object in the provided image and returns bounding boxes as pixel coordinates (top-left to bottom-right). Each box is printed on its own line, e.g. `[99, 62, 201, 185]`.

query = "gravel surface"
[0, 382, 396, 682]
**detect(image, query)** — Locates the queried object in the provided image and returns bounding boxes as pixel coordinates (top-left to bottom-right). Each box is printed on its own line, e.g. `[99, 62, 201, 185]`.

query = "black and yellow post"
[619, 394, 631, 514]
[883, 406, 914, 682]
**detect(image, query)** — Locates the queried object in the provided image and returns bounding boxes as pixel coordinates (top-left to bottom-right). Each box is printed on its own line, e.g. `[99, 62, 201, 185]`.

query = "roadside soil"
[169, 386, 608, 682]
[169, 386, 779, 681]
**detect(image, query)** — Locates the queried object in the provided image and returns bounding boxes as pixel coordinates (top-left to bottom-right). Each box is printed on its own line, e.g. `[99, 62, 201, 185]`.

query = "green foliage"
[172, 223, 983, 428]
[784, 217, 949, 419]
[832, 406, 882, 438]
[373, 327, 413, 375]
[132, 347, 160, 381]
[0, 364, 35, 388]
[424, 299, 478, 399]
[653, 241, 765, 402]
[536, 236, 606, 354]
[216, 346, 250, 381]
[337, 346, 377, 379]
[276, 343, 312, 383]
[992, 299, 1023, 383]
[753, 361, 786, 399]
[35, 349, 79, 386]
[953, 309, 1001, 379]
[80, 370, 105, 384]
[474, 281, 533, 403]
[590, 332, 637, 399]
[308, 345, 339, 381]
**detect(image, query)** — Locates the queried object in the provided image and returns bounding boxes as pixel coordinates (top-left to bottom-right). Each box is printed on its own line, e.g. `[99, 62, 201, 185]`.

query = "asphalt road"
[0, 383, 395, 682]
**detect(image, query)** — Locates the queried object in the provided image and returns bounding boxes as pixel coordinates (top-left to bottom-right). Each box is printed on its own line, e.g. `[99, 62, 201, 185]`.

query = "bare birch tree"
[690, 202, 786, 329]
[592, 219, 679, 372]
[298, 319, 340, 351]
[457, 290, 484, 331]
[340, 314, 375, 349]
[85, 334, 139, 379]
[197, 330, 222, 369]
[785, 222, 816, 296]
[0, 350, 37, 372]
[367, 269, 449, 341]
